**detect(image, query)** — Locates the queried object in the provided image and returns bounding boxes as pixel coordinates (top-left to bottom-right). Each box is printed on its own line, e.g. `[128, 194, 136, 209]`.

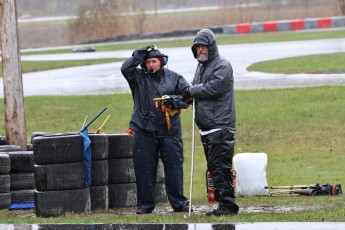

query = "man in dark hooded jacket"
[182, 29, 239, 216]
[121, 45, 191, 214]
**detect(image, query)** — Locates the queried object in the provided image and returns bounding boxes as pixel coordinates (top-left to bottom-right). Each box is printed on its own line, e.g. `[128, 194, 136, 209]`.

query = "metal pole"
[265, 184, 315, 190]
[188, 98, 196, 217]
[80, 107, 107, 132]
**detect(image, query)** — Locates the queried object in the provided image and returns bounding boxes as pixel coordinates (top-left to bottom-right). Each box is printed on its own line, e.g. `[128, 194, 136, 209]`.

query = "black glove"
[146, 45, 157, 52]
[162, 95, 174, 108]
[132, 47, 148, 57]
[182, 87, 192, 104]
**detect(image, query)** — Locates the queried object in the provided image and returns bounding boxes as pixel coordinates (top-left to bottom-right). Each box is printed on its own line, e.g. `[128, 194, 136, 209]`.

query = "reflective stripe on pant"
[201, 129, 237, 207]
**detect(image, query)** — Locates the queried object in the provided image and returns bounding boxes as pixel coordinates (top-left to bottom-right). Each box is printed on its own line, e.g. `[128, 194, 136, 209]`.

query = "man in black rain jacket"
[121, 45, 191, 214]
[182, 29, 239, 216]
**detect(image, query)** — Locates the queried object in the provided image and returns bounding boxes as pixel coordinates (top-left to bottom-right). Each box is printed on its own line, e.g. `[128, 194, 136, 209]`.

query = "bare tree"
[0, 0, 27, 149]
[69, 0, 120, 44]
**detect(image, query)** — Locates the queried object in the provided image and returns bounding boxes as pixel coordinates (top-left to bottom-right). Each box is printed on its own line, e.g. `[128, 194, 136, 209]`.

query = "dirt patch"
[109, 204, 322, 215]
[6, 203, 322, 218]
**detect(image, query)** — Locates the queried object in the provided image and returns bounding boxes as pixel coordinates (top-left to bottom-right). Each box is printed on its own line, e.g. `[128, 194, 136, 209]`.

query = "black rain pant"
[201, 129, 238, 208]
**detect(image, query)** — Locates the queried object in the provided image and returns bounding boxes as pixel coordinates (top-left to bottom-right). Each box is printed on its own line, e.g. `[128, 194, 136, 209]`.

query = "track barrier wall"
[223, 16, 345, 34]
[84, 16, 345, 44]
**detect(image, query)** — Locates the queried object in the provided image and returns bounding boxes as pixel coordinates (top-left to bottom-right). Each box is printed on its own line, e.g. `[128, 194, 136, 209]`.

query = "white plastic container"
[233, 152, 269, 196]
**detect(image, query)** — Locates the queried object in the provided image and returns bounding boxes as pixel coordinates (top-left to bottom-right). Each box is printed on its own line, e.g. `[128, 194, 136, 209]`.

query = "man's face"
[145, 57, 161, 74]
[195, 44, 208, 62]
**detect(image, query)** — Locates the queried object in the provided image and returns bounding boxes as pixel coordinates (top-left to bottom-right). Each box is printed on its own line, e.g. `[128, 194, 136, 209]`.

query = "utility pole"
[0, 0, 27, 150]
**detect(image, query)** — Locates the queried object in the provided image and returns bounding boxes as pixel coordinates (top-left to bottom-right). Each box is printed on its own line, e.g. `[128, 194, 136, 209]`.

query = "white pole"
[188, 98, 196, 217]
[81, 116, 88, 130]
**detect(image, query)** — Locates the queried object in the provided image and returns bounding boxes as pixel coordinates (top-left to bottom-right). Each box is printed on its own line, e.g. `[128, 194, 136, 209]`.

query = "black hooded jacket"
[121, 47, 190, 137]
[189, 29, 236, 132]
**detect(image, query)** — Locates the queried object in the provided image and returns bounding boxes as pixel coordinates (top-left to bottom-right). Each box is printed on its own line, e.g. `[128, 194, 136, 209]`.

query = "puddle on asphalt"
[1, 223, 345, 230]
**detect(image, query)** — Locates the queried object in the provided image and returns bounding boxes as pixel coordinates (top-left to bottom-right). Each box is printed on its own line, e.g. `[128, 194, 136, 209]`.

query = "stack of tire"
[107, 134, 167, 208]
[32, 133, 91, 217]
[88, 133, 109, 210]
[0, 153, 11, 209]
[7, 151, 35, 208]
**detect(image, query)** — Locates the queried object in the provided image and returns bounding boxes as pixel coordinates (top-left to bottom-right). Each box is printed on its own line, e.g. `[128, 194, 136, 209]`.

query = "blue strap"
[79, 129, 91, 187]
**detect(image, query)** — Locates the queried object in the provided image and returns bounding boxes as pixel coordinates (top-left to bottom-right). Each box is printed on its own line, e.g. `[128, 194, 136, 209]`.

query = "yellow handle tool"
[95, 114, 111, 134]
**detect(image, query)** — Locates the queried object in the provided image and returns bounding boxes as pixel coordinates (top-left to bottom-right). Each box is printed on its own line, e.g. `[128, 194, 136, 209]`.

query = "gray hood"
[191, 28, 219, 62]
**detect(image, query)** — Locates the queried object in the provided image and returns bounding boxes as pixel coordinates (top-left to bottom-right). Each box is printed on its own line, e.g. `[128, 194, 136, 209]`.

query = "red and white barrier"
[223, 16, 345, 34]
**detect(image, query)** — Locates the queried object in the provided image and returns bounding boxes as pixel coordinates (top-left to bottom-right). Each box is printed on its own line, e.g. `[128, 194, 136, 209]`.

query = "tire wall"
[32, 134, 91, 217]
[28, 132, 167, 215]
[0, 153, 11, 209]
[7, 151, 35, 207]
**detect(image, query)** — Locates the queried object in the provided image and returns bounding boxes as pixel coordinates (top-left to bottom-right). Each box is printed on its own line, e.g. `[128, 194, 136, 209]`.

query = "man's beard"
[197, 53, 208, 63]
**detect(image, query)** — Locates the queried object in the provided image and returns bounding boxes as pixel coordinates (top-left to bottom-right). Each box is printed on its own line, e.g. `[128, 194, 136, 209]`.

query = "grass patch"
[20, 58, 126, 73]
[0, 86, 344, 223]
[248, 52, 345, 74]
[0, 59, 125, 74]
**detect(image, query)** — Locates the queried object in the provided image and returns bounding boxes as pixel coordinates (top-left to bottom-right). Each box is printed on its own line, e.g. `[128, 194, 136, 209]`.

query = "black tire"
[26, 144, 33, 151]
[155, 182, 167, 203]
[34, 162, 86, 191]
[108, 158, 164, 184]
[89, 134, 108, 160]
[0, 136, 6, 145]
[30, 132, 77, 143]
[108, 158, 135, 184]
[0, 153, 10, 174]
[108, 134, 133, 159]
[34, 188, 91, 217]
[0, 193, 11, 209]
[0, 174, 10, 193]
[33, 134, 83, 164]
[31, 132, 51, 143]
[108, 183, 136, 208]
[91, 160, 108, 186]
[7, 151, 34, 173]
[10, 173, 35, 190]
[90, 185, 109, 210]
[0, 145, 22, 152]
[10, 189, 34, 203]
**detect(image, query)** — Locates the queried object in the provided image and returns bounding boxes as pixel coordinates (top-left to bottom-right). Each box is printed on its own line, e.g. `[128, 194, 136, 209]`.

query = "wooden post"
[0, 0, 27, 150]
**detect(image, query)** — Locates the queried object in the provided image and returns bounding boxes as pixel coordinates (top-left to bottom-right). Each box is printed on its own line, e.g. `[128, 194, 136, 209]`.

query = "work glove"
[182, 87, 193, 104]
[162, 95, 174, 108]
[146, 45, 157, 52]
[132, 47, 148, 57]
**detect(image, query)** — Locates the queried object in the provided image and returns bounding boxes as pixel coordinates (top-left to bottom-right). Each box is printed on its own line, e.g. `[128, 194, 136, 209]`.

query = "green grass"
[0, 86, 344, 223]
[248, 52, 345, 74]
[0, 58, 125, 74]
[21, 58, 126, 73]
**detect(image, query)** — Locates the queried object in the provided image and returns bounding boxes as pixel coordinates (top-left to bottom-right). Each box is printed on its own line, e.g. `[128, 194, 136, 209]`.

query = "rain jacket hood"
[189, 29, 236, 132]
[191, 28, 219, 62]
